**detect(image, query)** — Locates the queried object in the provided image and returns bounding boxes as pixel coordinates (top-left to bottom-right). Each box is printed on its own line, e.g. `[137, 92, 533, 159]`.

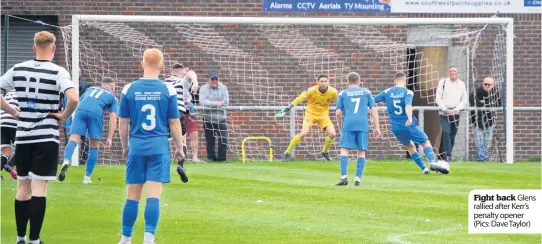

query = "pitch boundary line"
[387, 226, 464, 244]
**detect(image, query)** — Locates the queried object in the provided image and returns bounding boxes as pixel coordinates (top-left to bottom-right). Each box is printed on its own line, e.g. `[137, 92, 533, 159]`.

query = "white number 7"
[351, 98, 360, 113]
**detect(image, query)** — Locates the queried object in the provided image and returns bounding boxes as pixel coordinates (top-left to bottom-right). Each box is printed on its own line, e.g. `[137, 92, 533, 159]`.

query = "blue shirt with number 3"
[119, 78, 180, 156]
[374, 86, 415, 130]
[336, 86, 375, 132]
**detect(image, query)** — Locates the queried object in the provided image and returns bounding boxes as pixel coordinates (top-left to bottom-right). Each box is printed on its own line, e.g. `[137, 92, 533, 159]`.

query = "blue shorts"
[63, 117, 72, 135]
[339, 131, 368, 150]
[126, 154, 171, 184]
[392, 125, 429, 146]
[70, 110, 103, 140]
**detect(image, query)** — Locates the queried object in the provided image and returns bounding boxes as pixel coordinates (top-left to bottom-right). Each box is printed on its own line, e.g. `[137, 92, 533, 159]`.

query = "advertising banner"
[262, 0, 541, 13]
[392, 0, 541, 14]
[262, 0, 391, 13]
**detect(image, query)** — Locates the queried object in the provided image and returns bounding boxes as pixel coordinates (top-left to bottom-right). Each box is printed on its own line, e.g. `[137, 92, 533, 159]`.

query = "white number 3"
[141, 104, 156, 130]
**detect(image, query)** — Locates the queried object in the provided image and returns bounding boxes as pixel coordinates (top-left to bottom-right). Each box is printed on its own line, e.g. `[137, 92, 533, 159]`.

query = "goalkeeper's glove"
[275, 104, 293, 118]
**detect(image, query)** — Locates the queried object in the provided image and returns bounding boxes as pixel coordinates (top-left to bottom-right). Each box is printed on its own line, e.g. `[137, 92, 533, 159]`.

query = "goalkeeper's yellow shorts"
[302, 115, 332, 131]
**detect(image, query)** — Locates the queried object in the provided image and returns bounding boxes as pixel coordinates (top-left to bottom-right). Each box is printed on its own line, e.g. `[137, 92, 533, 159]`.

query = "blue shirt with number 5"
[119, 78, 180, 156]
[374, 86, 416, 130]
[336, 86, 375, 132]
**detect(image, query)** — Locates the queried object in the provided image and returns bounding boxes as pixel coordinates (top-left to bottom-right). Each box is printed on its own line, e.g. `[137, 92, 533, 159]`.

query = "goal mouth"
[61, 16, 514, 164]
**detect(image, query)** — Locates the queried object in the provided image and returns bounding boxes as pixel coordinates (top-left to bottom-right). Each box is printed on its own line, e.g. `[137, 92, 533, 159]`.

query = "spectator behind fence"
[435, 66, 468, 161]
[199, 72, 229, 162]
[470, 77, 501, 162]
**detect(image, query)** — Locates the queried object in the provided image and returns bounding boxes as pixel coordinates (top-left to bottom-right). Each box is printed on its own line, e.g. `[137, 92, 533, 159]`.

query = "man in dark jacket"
[469, 77, 501, 162]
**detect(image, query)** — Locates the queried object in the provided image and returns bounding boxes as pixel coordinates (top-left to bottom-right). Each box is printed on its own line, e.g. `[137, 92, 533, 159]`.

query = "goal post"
[68, 15, 515, 164]
[70, 16, 80, 166]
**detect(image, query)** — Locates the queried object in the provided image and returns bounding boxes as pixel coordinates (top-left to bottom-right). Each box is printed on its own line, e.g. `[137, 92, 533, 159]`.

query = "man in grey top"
[435, 66, 468, 161]
[199, 72, 229, 162]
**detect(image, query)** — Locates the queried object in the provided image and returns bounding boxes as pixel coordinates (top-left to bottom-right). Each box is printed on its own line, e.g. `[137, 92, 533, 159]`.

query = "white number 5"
[141, 104, 156, 130]
[393, 99, 403, 115]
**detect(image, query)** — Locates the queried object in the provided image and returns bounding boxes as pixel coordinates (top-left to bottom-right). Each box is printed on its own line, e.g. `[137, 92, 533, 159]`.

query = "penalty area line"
[387, 226, 464, 244]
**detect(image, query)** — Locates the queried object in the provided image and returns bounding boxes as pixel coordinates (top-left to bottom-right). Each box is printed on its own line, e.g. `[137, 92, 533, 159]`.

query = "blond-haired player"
[117, 48, 184, 244]
[276, 74, 338, 161]
[1, 31, 79, 244]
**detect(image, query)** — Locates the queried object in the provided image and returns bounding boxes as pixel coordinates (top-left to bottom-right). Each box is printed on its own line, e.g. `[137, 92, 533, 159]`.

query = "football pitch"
[1, 160, 540, 244]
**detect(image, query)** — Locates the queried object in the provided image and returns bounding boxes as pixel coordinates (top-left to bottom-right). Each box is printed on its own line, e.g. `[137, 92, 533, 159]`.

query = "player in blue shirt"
[117, 49, 185, 244]
[374, 72, 448, 174]
[335, 72, 381, 186]
[58, 78, 119, 183]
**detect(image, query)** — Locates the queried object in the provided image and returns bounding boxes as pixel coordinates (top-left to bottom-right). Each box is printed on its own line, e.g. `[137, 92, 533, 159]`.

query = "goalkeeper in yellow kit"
[276, 75, 338, 161]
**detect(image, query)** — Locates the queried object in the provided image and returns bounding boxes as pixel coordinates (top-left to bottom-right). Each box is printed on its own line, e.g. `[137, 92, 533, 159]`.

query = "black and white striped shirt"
[0, 59, 74, 144]
[164, 76, 187, 114]
[0, 90, 19, 128]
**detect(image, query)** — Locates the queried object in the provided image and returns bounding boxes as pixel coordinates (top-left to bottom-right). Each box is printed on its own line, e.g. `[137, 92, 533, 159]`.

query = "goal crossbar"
[73, 15, 513, 25]
[69, 15, 515, 164]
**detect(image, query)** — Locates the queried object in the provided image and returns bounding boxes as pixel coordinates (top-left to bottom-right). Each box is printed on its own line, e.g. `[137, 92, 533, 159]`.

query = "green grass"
[1, 160, 541, 244]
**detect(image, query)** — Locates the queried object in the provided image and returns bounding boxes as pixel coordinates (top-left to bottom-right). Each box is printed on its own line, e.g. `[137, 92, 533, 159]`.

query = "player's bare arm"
[106, 112, 118, 149]
[405, 104, 413, 127]
[1, 96, 19, 119]
[335, 108, 343, 131]
[371, 107, 381, 138]
[276, 88, 310, 118]
[52, 87, 79, 125]
[187, 69, 199, 93]
[168, 118, 185, 161]
[119, 117, 130, 158]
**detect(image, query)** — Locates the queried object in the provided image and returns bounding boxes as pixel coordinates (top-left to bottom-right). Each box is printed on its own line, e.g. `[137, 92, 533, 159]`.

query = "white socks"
[143, 232, 155, 243]
[341, 175, 347, 180]
[121, 235, 131, 242]
[355, 176, 361, 182]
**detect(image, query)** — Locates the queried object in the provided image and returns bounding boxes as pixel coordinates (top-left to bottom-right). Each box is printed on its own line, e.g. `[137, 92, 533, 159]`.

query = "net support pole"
[465, 46, 470, 161]
[3, 15, 9, 74]
[505, 20, 514, 164]
[70, 16, 80, 166]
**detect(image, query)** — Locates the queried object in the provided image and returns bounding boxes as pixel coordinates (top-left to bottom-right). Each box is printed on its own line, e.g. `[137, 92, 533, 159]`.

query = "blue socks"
[121, 198, 161, 238]
[356, 157, 366, 178]
[410, 152, 426, 171]
[424, 146, 436, 163]
[85, 148, 99, 177]
[121, 199, 139, 237]
[144, 198, 160, 235]
[63, 141, 77, 162]
[340, 156, 366, 180]
[339, 156, 348, 177]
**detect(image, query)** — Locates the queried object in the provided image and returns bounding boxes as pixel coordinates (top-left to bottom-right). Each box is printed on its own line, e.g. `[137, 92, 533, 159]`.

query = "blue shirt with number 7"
[336, 86, 375, 132]
[119, 78, 180, 156]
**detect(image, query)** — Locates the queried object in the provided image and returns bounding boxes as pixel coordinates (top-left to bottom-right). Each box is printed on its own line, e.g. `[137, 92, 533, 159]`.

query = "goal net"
[60, 16, 512, 165]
